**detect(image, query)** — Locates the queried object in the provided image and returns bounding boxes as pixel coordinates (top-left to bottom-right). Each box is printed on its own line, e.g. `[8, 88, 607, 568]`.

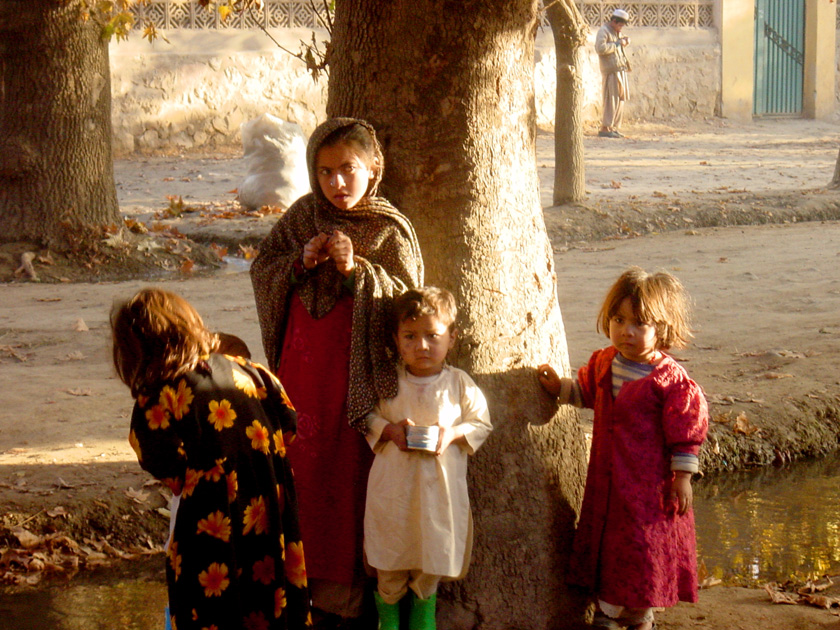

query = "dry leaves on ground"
[0, 525, 161, 586]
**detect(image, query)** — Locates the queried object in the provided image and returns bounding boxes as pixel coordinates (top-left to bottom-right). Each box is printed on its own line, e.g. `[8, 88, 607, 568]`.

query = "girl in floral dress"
[111, 288, 310, 630]
[537, 267, 708, 630]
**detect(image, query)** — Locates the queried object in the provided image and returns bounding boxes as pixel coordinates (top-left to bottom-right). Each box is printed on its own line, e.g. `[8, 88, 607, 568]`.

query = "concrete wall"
[109, 25, 717, 154]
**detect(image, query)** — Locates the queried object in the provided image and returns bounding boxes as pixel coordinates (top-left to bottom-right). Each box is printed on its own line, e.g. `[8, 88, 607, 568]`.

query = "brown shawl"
[250, 118, 424, 431]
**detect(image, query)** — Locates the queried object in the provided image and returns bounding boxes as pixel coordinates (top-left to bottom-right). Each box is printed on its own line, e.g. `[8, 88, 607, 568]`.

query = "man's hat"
[611, 9, 630, 22]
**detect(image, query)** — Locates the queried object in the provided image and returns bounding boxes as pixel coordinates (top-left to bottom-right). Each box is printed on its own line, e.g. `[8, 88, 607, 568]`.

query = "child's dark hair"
[391, 287, 458, 333]
[111, 288, 219, 398]
[597, 267, 693, 350]
[321, 122, 383, 179]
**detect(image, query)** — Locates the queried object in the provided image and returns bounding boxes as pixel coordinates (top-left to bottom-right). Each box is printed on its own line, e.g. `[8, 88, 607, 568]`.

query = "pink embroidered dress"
[568, 346, 709, 608]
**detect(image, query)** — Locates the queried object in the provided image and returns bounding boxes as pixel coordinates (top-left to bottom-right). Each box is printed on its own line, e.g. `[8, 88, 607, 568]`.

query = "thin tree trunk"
[329, 1, 588, 628]
[830, 147, 840, 189]
[0, 0, 119, 247]
[546, 0, 588, 205]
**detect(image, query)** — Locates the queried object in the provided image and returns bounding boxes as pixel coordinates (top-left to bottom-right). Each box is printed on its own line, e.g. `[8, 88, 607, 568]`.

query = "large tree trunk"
[547, 0, 588, 205]
[329, 1, 589, 628]
[0, 0, 119, 247]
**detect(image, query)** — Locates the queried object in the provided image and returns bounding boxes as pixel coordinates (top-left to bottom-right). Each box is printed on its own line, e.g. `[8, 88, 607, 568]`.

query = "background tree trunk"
[0, 0, 119, 247]
[546, 0, 588, 205]
[830, 148, 840, 189]
[329, 1, 589, 628]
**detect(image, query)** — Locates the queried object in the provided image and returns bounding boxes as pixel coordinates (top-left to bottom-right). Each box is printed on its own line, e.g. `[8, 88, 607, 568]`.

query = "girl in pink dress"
[538, 267, 708, 630]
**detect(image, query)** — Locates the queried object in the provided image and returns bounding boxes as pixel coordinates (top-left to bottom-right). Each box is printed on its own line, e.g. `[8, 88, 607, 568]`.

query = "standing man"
[596, 9, 631, 138]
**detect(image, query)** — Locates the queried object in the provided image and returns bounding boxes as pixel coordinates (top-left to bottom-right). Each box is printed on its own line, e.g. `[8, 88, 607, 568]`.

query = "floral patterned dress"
[129, 353, 311, 630]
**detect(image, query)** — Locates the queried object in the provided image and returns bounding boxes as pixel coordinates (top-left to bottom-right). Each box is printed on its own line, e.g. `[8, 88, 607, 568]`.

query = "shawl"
[251, 118, 424, 432]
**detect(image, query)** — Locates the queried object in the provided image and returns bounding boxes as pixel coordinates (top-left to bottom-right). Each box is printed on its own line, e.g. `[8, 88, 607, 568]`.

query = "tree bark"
[546, 0, 588, 205]
[329, 2, 588, 628]
[830, 147, 840, 189]
[0, 0, 119, 247]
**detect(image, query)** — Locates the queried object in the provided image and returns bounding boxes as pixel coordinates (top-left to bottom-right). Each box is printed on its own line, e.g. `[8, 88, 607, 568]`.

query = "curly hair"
[111, 288, 219, 397]
[596, 267, 693, 350]
[391, 286, 458, 333]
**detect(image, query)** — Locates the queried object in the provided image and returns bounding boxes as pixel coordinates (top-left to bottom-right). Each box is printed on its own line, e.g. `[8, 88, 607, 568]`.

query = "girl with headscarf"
[251, 118, 424, 626]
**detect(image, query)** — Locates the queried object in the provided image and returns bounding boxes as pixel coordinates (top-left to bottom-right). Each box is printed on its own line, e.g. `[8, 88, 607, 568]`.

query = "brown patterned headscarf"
[250, 118, 424, 432]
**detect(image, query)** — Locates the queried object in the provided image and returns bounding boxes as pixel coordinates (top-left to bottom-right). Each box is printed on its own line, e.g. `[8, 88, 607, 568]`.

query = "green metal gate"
[754, 0, 805, 116]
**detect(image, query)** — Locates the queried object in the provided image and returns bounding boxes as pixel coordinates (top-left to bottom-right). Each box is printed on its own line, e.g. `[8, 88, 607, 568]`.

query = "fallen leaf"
[64, 388, 92, 397]
[239, 244, 258, 260]
[764, 583, 799, 605]
[46, 507, 68, 519]
[180, 259, 195, 274]
[35, 297, 61, 302]
[800, 594, 840, 609]
[61, 351, 86, 361]
[732, 412, 760, 436]
[125, 487, 150, 504]
[762, 372, 794, 379]
[11, 528, 43, 550]
[73, 318, 89, 332]
[798, 577, 834, 594]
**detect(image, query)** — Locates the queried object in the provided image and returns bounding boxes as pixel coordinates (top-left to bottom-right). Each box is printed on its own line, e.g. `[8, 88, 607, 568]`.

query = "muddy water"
[0, 557, 167, 630]
[695, 453, 840, 585]
[3, 455, 840, 625]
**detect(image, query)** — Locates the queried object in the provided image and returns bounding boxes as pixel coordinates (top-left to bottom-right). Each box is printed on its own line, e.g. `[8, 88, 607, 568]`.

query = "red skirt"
[277, 292, 374, 585]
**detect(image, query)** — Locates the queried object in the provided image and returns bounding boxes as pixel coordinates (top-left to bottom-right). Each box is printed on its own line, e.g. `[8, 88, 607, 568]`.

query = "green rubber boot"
[374, 592, 401, 630]
[408, 592, 436, 630]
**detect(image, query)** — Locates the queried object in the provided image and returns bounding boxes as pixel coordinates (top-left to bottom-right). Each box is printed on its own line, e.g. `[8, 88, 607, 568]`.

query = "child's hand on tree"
[537, 364, 562, 396]
[302, 232, 331, 269]
[326, 230, 355, 277]
[381, 418, 413, 451]
[669, 471, 693, 515]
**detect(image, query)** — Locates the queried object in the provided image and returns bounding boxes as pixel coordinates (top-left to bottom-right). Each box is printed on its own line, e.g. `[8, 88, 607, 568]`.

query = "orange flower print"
[285, 541, 307, 588]
[273, 431, 286, 457]
[160, 380, 194, 420]
[243, 496, 268, 535]
[137, 394, 149, 408]
[146, 404, 170, 430]
[280, 386, 294, 410]
[280, 534, 285, 560]
[306, 611, 313, 627]
[197, 511, 231, 542]
[128, 429, 142, 461]
[163, 477, 183, 495]
[201, 626, 219, 630]
[274, 587, 286, 618]
[246, 420, 271, 454]
[204, 458, 226, 482]
[208, 399, 236, 431]
[168, 542, 182, 580]
[198, 562, 230, 597]
[170, 614, 178, 630]
[232, 367, 259, 398]
[252, 556, 275, 585]
[226, 471, 238, 503]
[182, 468, 202, 498]
[243, 611, 269, 630]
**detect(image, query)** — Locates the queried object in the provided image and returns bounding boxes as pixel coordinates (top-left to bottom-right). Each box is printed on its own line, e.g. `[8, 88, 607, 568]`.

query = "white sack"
[238, 114, 309, 210]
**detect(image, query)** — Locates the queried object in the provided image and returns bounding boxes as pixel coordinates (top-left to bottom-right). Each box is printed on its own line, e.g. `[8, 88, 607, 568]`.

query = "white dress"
[364, 364, 492, 577]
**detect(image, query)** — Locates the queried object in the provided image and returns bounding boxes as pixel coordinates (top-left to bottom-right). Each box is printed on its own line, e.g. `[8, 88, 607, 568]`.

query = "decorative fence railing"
[130, 0, 716, 30]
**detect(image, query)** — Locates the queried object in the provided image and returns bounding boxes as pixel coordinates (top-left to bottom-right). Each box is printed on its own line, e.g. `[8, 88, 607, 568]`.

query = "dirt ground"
[2, 117, 840, 628]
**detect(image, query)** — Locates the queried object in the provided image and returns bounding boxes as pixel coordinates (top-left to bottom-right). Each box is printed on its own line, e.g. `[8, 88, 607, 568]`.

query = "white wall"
[110, 26, 721, 154]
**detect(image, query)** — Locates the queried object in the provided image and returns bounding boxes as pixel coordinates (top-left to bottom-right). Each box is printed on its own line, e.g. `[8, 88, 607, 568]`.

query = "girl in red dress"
[251, 118, 423, 627]
[538, 267, 708, 630]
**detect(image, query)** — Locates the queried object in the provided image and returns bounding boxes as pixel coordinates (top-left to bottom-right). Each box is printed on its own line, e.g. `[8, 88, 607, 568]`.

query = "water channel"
[3, 453, 840, 627]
